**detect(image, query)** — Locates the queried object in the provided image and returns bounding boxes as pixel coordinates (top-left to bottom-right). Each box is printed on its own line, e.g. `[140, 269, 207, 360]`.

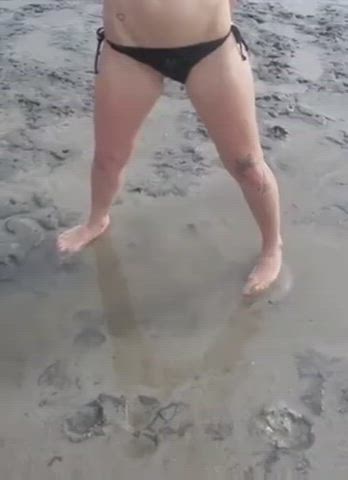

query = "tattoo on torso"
[115, 12, 126, 22]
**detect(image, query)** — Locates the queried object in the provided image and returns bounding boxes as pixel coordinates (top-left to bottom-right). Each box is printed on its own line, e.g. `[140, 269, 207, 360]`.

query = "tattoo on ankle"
[115, 12, 126, 22]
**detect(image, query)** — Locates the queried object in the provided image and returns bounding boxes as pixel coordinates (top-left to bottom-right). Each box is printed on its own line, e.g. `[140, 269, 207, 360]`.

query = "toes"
[243, 281, 260, 297]
[57, 239, 65, 251]
[57, 243, 68, 253]
[56, 221, 109, 255]
[59, 229, 74, 240]
[243, 271, 260, 296]
[57, 236, 69, 250]
[243, 270, 275, 296]
[57, 237, 74, 253]
[57, 236, 69, 251]
[243, 275, 276, 297]
[57, 227, 81, 253]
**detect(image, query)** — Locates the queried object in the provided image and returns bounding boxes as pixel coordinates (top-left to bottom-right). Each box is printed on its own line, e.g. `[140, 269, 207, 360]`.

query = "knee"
[231, 154, 266, 191]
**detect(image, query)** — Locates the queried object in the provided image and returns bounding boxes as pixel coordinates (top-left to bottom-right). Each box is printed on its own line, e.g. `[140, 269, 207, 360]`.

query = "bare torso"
[103, 0, 233, 47]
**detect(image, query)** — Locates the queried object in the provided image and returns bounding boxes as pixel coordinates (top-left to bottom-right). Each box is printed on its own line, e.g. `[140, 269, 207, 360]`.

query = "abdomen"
[103, 0, 231, 47]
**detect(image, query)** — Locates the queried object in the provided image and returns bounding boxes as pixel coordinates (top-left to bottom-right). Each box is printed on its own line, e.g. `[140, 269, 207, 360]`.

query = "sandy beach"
[0, 0, 348, 478]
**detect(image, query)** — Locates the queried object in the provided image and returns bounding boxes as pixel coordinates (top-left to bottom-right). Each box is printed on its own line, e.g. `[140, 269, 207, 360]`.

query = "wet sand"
[1, 0, 348, 478]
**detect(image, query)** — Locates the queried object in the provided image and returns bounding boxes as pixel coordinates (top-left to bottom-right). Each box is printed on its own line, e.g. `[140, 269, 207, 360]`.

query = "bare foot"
[57, 216, 110, 254]
[243, 245, 282, 297]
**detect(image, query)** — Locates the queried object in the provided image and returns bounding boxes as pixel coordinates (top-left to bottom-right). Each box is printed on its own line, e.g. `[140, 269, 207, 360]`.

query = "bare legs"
[57, 44, 163, 253]
[58, 34, 281, 295]
[186, 35, 282, 295]
[235, 156, 282, 295]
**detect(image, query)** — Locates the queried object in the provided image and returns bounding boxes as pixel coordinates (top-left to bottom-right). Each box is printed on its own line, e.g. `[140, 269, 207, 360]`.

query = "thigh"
[94, 43, 164, 159]
[186, 35, 262, 166]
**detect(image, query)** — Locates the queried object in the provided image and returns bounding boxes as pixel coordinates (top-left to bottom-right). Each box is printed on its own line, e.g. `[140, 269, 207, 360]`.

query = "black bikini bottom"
[94, 25, 248, 84]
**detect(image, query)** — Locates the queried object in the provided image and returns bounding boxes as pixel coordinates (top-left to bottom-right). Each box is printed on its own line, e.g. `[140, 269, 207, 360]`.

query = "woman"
[58, 0, 282, 296]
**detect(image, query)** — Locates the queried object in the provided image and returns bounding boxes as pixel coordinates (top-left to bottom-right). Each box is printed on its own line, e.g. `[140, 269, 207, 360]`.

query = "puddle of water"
[1, 181, 347, 390]
[1, 183, 348, 478]
[93, 232, 258, 392]
[0, 187, 255, 381]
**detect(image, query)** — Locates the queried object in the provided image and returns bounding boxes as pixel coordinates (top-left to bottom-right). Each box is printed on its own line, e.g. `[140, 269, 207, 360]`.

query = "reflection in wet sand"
[93, 229, 261, 397]
[94, 233, 155, 390]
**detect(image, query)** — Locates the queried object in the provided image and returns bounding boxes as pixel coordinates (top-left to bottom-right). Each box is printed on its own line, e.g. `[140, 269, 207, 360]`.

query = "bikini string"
[94, 27, 105, 74]
[231, 24, 249, 61]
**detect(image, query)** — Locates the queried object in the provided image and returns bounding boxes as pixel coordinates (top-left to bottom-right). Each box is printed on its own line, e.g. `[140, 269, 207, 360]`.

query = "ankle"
[262, 237, 283, 256]
[87, 214, 110, 229]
